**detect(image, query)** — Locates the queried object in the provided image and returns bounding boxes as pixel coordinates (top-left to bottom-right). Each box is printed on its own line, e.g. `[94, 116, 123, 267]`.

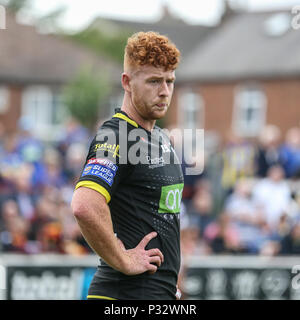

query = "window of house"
[233, 86, 267, 137]
[21, 86, 66, 140]
[0, 86, 9, 114]
[179, 90, 204, 129]
[52, 91, 68, 125]
[0, 5, 6, 30]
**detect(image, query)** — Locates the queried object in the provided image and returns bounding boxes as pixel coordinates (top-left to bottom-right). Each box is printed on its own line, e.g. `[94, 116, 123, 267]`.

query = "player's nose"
[159, 81, 169, 97]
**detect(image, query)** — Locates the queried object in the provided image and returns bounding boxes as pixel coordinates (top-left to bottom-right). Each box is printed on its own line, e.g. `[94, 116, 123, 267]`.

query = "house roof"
[91, 7, 214, 59]
[176, 10, 300, 82]
[0, 13, 122, 85]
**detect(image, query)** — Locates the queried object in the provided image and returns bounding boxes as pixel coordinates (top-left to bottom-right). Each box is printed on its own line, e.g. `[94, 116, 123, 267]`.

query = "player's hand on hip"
[175, 285, 182, 300]
[121, 232, 164, 276]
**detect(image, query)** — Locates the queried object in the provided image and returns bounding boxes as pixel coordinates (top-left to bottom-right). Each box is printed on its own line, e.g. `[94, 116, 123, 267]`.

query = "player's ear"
[121, 72, 131, 93]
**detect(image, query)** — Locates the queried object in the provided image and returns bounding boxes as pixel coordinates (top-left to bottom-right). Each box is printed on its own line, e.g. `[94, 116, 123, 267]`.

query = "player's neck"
[121, 96, 155, 132]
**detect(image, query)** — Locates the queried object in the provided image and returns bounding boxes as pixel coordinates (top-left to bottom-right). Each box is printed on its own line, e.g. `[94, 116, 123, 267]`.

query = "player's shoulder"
[93, 116, 121, 143]
[99, 116, 120, 132]
[97, 110, 139, 136]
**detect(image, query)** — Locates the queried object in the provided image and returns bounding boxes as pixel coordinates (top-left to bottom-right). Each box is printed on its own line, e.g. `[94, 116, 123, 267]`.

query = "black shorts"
[87, 272, 176, 300]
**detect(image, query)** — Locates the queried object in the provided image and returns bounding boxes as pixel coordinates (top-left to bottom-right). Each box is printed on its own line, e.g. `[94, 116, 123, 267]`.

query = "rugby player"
[71, 31, 183, 300]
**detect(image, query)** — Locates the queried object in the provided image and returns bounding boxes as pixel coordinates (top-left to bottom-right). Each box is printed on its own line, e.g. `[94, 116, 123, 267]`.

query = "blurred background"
[0, 0, 300, 300]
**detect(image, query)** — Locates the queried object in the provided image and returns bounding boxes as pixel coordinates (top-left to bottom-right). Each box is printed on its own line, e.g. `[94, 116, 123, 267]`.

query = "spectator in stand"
[288, 190, 300, 222]
[33, 147, 67, 190]
[9, 163, 37, 221]
[16, 117, 44, 188]
[203, 213, 241, 254]
[278, 218, 300, 255]
[0, 134, 20, 203]
[0, 199, 29, 253]
[28, 191, 64, 253]
[279, 127, 300, 178]
[255, 125, 282, 177]
[188, 179, 215, 236]
[221, 131, 256, 193]
[17, 117, 43, 164]
[57, 117, 90, 159]
[0, 122, 6, 159]
[252, 165, 291, 234]
[64, 143, 88, 184]
[38, 221, 65, 253]
[224, 179, 270, 253]
[0, 133, 23, 180]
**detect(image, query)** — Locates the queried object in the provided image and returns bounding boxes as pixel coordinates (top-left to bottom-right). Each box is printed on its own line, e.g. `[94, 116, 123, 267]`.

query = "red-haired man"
[72, 31, 183, 300]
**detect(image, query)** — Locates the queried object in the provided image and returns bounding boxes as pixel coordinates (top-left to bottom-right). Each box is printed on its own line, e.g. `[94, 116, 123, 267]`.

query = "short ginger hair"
[124, 31, 180, 72]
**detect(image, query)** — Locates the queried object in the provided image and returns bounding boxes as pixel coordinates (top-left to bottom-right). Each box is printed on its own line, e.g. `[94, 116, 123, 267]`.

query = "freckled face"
[129, 65, 175, 121]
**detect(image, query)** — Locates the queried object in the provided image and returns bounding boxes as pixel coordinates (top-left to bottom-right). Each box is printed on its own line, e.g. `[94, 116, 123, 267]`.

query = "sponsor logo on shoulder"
[87, 158, 118, 171]
[82, 158, 118, 186]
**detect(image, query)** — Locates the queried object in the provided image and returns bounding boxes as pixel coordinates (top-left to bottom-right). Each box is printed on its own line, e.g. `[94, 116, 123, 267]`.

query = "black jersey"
[75, 110, 184, 300]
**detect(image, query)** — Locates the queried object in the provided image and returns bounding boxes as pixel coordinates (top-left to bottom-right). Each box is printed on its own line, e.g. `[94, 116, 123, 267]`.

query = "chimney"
[158, 1, 185, 25]
[220, 0, 235, 23]
[220, 0, 247, 24]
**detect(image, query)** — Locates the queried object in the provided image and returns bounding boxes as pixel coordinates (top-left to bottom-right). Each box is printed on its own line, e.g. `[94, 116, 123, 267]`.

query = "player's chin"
[152, 106, 168, 119]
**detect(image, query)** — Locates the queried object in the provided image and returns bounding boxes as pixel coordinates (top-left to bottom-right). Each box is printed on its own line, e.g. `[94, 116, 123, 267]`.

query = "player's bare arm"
[71, 187, 164, 275]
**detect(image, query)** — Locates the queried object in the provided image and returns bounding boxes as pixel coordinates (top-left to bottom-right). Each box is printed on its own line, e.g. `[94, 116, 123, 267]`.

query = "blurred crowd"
[0, 118, 93, 255]
[0, 118, 300, 258]
[180, 125, 300, 259]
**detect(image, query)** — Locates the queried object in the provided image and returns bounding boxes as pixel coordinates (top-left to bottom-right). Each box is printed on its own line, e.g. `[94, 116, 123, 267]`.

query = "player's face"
[129, 65, 175, 121]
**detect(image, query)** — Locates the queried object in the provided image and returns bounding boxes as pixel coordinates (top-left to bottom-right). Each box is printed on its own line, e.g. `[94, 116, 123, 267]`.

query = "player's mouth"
[155, 103, 168, 108]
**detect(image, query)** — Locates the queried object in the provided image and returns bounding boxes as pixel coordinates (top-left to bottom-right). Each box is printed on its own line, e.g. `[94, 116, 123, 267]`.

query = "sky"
[19, 0, 300, 31]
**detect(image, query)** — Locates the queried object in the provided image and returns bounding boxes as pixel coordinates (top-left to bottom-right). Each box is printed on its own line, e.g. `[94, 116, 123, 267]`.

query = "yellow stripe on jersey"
[75, 181, 111, 203]
[113, 113, 138, 128]
[87, 295, 117, 300]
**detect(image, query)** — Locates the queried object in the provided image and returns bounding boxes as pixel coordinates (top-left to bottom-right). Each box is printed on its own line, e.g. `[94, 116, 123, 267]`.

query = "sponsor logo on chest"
[158, 183, 184, 214]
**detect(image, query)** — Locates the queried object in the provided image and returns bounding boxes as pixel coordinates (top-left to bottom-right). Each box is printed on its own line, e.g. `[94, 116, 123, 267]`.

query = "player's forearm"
[73, 202, 128, 273]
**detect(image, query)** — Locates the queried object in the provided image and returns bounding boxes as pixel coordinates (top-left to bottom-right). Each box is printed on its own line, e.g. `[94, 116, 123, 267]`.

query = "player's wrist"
[117, 251, 132, 275]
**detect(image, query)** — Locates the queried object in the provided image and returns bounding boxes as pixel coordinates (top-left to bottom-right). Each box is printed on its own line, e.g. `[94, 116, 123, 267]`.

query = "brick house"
[0, 12, 121, 140]
[173, 9, 300, 145]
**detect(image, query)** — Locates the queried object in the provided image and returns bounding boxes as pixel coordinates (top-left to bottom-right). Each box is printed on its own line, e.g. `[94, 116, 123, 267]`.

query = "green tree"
[68, 27, 130, 64]
[63, 67, 111, 130]
[0, 0, 30, 13]
[1, 0, 66, 33]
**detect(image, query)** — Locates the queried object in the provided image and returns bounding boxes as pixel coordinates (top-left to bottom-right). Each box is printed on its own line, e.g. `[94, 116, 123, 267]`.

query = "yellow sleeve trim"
[75, 181, 111, 203]
[87, 295, 117, 300]
[113, 112, 138, 128]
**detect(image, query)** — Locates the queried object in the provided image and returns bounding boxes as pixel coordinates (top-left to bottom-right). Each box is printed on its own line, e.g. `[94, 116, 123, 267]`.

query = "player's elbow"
[71, 195, 90, 221]
[72, 207, 84, 221]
